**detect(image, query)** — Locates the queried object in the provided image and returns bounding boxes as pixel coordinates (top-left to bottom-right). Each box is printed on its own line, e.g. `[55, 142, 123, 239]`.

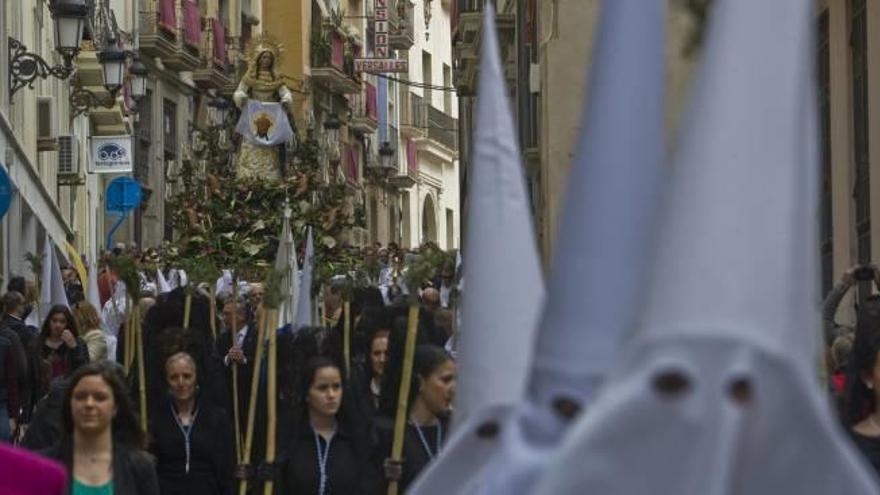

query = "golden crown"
[244, 32, 285, 66]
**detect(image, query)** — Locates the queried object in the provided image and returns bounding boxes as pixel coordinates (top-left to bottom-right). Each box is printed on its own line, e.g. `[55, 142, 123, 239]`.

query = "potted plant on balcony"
[310, 30, 332, 67]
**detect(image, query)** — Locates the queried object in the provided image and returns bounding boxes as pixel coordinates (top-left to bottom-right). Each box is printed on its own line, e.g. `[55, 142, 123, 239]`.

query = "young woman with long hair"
[32, 305, 89, 401]
[281, 356, 371, 494]
[42, 361, 159, 494]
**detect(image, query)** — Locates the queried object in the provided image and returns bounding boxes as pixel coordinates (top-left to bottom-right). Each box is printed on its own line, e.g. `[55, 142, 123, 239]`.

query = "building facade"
[453, 0, 696, 270]
[261, 0, 461, 251]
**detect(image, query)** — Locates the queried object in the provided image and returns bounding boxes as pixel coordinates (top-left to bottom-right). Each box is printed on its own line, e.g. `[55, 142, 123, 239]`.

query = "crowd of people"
[0, 242, 459, 494]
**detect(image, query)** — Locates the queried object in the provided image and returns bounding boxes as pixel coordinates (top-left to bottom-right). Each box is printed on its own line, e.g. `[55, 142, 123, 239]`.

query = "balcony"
[454, 0, 515, 96]
[400, 91, 427, 139]
[311, 29, 362, 94]
[389, 0, 416, 51]
[349, 82, 379, 135]
[140, 0, 201, 72]
[388, 137, 419, 189]
[193, 18, 233, 89]
[427, 106, 458, 151]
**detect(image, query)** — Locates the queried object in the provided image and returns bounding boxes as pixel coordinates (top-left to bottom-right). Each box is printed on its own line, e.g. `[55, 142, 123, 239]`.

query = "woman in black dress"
[149, 352, 235, 495]
[281, 356, 371, 494]
[372, 345, 456, 493]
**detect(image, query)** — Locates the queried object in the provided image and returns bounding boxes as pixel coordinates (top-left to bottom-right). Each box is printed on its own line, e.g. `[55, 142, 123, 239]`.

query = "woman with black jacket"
[149, 352, 234, 495]
[281, 356, 373, 494]
[31, 305, 89, 403]
[42, 361, 159, 494]
[371, 345, 455, 493]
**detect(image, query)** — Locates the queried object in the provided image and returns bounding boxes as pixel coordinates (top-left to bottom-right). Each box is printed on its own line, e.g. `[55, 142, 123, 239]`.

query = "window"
[134, 90, 153, 247]
[852, 0, 871, 303]
[163, 99, 178, 242]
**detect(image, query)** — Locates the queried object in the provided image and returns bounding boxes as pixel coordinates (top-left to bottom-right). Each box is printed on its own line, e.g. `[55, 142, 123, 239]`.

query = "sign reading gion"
[354, 0, 409, 73]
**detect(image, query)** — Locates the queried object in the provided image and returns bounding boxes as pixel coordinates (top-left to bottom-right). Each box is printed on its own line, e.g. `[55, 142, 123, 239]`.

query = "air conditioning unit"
[57, 135, 80, 176]
[37, 97, 58, 152]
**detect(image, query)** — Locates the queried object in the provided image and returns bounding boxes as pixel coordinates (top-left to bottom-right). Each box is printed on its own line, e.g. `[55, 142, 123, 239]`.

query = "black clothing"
[0, 324, 28, 419]
[32, 338, 88, 404]
[349, 364, 380, 425]
[281, 422, 371, 494]
[370, 415, 448, 494]
[852, 431, 880, 477]
[1, 314, 36, 350]
[42, 440, 160, 495]
[149, 399, 235, 495]
[21, 378, 68, 450]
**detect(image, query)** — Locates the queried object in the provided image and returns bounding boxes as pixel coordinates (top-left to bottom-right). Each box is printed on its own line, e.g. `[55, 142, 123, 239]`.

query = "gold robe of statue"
[233, 36, 294, 181]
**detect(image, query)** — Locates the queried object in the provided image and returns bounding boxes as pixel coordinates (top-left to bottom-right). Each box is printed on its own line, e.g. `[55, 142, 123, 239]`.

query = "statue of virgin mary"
[233, 34, 296, 180]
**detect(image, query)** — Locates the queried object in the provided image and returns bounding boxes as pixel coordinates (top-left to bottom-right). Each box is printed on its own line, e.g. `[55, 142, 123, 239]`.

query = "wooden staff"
[231, 282, 243, 464]
[262, 308, 279, 495]
[387, 305, 420, 495]
[183, 289, 193, 330]
[239, 308, 267, 495]
[208, 285, 217, 340]
[135, 304, 147, 433]
[124, 297, 134, 375]
[343, 300, 351, 378]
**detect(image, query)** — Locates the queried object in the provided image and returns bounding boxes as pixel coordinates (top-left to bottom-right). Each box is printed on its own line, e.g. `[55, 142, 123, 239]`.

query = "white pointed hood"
[293, 227, 314, 330]
[469, 0, 667, 493]
[40, 234, 70, 321]
[535, 0, 880, 493]
[409, 5, 544, 493]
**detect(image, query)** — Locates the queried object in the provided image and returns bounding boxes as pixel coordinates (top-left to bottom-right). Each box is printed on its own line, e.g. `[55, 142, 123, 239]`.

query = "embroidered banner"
[235, 100, 294, 147]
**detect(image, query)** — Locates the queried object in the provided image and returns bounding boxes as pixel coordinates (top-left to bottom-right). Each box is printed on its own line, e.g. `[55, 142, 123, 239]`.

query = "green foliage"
[163, 123, 365, 285]
[107, 252, 141, 299]
[403, 244, 455, 304]
[262, 268, 284, 309]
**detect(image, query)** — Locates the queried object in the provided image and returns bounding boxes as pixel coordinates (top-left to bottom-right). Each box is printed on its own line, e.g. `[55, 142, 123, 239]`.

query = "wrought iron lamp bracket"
[8, 37, 76, 97]
[69, 84, 119, 119]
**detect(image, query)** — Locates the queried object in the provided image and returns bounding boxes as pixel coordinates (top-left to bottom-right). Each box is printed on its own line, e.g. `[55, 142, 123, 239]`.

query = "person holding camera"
[822, 265, 879, 345]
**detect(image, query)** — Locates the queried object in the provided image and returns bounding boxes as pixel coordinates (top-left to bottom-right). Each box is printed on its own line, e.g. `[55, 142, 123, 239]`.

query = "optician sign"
[89, 135, 133, 174]
[354, 0, 409, 73]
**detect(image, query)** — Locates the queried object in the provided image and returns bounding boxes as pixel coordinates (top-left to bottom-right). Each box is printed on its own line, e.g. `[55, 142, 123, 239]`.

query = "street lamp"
[128, 56, 149, 101]
[208, 97, 232, 126]
[8, 0, 89, 96]
[98, 38, 127, 93]
[49, 0, 89, 63]
[323, 112, 341, 143]
[323, 113, 342, 165]
[379, 141, 396, 174]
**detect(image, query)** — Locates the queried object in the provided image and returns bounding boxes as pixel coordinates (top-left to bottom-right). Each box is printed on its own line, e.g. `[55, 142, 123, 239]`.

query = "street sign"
[0, 166, 13, 220]
[355, 59, 410, 73]
[90, 135, 134, 174]
[354, 0, 408, 74]
[105, 176, 142, 214]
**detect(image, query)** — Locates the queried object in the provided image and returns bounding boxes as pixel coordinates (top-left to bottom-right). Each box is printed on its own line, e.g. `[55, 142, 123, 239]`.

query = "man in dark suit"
[217, 297, 266, 490]
[0, 291, 32, 423]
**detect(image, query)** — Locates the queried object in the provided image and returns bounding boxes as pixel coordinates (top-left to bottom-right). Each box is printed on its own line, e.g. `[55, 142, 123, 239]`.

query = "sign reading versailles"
[353, 0, 410, 73]
[90, 136, 133, 174]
